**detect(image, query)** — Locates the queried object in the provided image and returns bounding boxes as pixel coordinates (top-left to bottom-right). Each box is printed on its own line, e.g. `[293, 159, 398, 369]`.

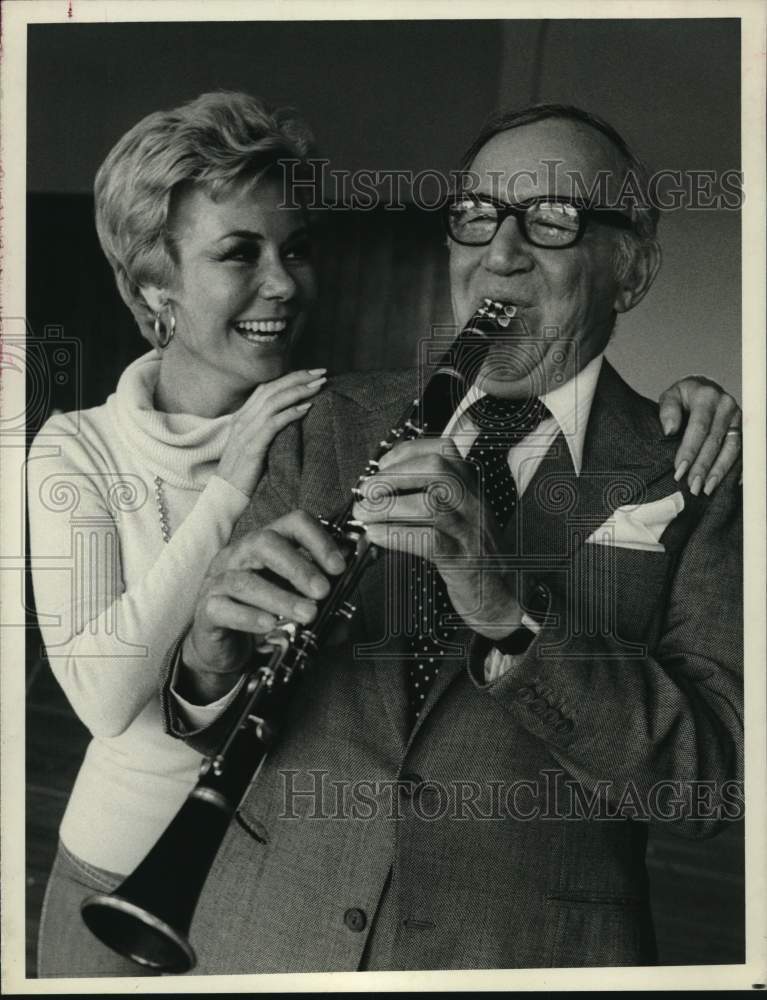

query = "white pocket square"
[585, 491, 684, 552]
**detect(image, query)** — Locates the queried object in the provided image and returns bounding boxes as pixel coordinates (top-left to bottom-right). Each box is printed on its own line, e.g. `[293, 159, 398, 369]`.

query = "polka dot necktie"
[406, 395, 550, 728]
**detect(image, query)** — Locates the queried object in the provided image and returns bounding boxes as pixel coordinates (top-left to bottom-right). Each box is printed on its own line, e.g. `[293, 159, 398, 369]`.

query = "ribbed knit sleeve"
[27, 412, 250, 738]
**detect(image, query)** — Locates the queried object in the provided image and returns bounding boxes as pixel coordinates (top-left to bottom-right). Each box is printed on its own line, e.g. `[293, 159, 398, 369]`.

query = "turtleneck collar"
[105, 350, 236, 491]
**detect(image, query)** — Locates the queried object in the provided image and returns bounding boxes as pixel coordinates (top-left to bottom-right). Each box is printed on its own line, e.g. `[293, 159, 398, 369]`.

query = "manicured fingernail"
[308, 368, 327, 375]
[661, 416, 673, 435]
[690, 474, 703, 496]
[297, 402, 312, 411]
[306, 377, 327, 388]
[295, 600, 317, 622]
[674, 460, 689, 482]
[703, 475, 718, 496]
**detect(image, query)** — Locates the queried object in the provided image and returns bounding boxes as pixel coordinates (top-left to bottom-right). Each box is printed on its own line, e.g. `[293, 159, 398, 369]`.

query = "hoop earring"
[153, 305, 176, 350]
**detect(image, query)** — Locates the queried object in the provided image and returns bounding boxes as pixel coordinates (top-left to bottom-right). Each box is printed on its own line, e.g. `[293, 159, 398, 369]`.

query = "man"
[163, 106, 742, 971]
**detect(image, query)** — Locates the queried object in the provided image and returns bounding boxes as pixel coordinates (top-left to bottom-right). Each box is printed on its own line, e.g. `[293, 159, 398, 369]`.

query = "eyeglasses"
[444, 193, 635, 249]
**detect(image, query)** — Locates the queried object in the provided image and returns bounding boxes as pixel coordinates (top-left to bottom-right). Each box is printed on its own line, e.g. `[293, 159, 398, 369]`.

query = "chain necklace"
[153, 476, 171, 543]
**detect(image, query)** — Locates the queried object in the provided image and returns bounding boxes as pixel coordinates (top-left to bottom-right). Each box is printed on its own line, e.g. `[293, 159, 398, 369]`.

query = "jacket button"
[516, 686, 535, 703]
[529, 698, 548, 715]
[554, 719, 574, 735]
[542, 707, 560, 725]
[399, 772, 424, 795]
[344, 908, 367, 932]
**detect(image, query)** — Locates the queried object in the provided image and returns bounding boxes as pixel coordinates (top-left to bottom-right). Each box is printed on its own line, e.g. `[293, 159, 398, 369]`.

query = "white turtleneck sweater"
[27, 350, 251, 874]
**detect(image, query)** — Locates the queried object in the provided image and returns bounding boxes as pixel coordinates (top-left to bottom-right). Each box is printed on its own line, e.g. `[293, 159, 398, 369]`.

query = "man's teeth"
[234, 319, 288, 338]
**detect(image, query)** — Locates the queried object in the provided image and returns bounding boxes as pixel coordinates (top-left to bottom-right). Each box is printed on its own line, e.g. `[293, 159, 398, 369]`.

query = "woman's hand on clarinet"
[179, 511, 346, 704]
[659, 375, 742, 493]
[217, 369, 327, 498]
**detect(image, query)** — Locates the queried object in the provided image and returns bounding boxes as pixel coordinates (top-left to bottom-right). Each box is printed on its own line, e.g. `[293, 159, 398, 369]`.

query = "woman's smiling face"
[147, 176, 317, 403]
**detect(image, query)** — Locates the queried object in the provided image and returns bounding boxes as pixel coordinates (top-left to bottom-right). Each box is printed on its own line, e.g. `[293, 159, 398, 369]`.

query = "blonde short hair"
[94, 91, 315, 339]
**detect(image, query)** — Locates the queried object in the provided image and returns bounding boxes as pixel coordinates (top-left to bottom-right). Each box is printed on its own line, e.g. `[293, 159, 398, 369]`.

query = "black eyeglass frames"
[444, 193, 636, 249]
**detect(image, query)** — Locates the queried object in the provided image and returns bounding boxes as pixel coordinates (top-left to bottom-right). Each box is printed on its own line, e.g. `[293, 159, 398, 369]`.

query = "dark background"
[25, 17, 744, 976]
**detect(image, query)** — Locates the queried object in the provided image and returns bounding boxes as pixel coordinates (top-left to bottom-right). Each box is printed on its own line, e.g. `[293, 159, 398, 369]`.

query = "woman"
[28, 91, 325, 977]
[27, 91, 741, 978]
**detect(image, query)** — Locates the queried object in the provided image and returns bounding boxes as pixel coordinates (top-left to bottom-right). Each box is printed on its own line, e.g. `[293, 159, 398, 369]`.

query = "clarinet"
[80, 299, 509, 973]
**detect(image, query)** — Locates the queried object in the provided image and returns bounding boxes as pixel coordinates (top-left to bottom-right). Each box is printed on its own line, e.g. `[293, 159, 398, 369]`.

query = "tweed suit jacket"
[162, 361, 743, 973]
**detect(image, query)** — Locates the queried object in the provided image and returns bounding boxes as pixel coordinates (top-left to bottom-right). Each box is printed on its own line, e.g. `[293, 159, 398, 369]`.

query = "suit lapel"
[357, 550, 413, 749]
[569, 361, 681, 537]
[326, 373, 417, 751]
[518, 361, 680, 566]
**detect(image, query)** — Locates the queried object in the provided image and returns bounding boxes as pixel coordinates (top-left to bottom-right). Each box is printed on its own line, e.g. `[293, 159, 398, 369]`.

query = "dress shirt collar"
[446, 352, 604, 476]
